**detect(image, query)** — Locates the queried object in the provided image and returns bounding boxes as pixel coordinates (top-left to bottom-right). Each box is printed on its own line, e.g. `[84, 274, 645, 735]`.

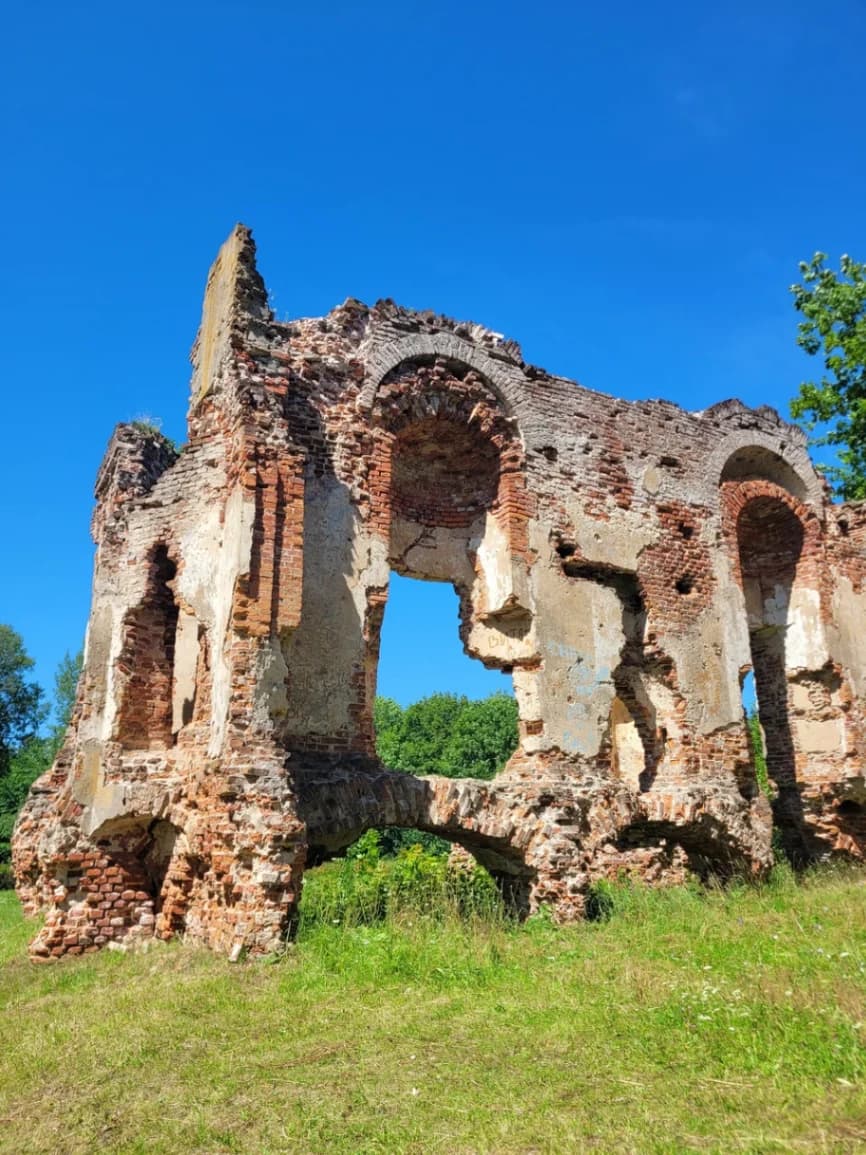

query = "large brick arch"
[720, 477, 823, 588]
[365, 355, 532, 563]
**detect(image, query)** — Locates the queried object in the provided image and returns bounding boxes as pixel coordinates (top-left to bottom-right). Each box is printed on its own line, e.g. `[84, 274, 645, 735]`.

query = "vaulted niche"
[736, 496, 804, 841]
[390, 417, 500, 529]
[117, 546, 180, 751]
[116, 544, 203, 752]
[90, 815, 193, 938]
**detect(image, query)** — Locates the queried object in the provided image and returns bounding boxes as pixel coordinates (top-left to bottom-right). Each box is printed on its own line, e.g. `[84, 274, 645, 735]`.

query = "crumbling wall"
[13, 225, 866, 960]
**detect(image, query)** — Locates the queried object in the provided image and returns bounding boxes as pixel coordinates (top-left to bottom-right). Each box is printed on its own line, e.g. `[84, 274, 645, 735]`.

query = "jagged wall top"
[189, 224, 271, 408]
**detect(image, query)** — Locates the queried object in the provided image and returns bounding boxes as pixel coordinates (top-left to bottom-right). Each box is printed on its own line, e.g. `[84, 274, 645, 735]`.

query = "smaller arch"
[736, 495, 806, 625]
[296, 766, 535, 912]
[710, 428, 824, 508]
[360, 330, 527, 423]
[721, 445, 809, 502]
[720, 478, 821, 597]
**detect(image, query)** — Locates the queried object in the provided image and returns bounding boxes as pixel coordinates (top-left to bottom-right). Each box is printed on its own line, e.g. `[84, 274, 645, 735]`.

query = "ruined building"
[13, 226, 866, 960]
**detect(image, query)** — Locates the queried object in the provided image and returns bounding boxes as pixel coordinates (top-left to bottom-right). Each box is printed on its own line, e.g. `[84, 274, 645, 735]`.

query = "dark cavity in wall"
[736, 497, 806, 860]
[117, 545, 179, 751]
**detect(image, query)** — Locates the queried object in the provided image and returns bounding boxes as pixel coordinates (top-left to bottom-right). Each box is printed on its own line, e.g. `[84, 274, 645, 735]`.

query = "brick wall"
[12, 225, 866, 960]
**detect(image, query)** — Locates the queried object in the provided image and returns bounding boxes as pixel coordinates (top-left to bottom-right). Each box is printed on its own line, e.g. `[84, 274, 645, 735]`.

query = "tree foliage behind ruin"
[373, 691, 519, 780]
[790, 252, 866, 499]
[0, 645, 81, 866]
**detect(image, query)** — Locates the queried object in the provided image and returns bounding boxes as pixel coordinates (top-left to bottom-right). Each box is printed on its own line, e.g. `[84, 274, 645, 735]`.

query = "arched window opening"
[736, 497, 804, 840]
[365, 363, 531, 772]
[296, 826, 516, 934]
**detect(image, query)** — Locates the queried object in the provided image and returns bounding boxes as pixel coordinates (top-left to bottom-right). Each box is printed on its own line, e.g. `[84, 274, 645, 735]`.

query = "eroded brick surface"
[12, 225, 866, 958]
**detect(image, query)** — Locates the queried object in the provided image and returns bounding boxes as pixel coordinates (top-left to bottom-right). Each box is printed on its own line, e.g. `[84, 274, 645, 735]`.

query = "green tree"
[389, 693, 468, 776]
[0, 626, 46, 865]
[372, 696, 403, 768]
[790, 252, 866, 499]
[747, 710, 770, 798]
[0, 736, 53, 862]
[48, 650, 82, 752]
[373, 691, 519, 780]
[444, 693, 519, 780]
[371, 690, 519, 857]
[0, 646, 82, 864]
[0, 626, 45, 779]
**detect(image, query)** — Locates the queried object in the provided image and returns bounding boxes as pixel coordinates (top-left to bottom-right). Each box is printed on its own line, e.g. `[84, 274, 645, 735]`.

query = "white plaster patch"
[254, 640, 290, 730]
[829, 576, 866, 699]
[534, 569, 621, 757]
[177, 501, 226, 625]
[209, 485, 256, 757]
[475, 514, 513, 615]
[795, 717, 844, 755]
[786, 586, 827, 671]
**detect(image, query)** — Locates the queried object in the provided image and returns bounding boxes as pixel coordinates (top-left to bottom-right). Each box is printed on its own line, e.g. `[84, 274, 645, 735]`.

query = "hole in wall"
[297, 827, 520, 931]
[736, 496, 808, 858]
[740, 669, 767, 800]
[377, 573, 513, 706]
[374, 573, 518, 780]
[675, 575, 694, 596]
[609, 696, 646, 792]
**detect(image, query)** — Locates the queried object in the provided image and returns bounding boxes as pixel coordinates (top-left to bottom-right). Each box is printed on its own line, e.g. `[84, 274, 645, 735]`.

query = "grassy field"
[3, 865, 866, 1154]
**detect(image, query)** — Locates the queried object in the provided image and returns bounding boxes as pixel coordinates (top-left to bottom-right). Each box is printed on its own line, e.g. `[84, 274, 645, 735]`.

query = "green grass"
[3, 866, 866, 1153]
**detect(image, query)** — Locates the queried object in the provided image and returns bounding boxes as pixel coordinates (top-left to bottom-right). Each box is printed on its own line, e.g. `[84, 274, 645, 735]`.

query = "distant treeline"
[0, 627, 81, 870]
[373, 691, 518, 780]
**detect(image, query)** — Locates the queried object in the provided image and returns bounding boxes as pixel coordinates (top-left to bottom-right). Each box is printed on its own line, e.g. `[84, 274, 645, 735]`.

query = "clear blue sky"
[2, 0, 864, 707]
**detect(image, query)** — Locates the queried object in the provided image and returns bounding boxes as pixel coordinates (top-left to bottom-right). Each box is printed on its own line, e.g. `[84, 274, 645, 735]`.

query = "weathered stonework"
[13, 225, 866, 959]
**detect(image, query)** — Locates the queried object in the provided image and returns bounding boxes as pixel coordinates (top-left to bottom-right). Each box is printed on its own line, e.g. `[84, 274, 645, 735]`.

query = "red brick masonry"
[12, 226, 866, 959]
